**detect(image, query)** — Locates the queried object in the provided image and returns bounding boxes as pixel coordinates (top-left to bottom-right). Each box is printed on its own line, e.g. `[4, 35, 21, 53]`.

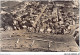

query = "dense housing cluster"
[1, 1, 79, 34]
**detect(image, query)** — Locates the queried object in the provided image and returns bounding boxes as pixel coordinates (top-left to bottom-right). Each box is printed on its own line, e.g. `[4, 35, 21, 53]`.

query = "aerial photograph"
[0, 0, 79, 52]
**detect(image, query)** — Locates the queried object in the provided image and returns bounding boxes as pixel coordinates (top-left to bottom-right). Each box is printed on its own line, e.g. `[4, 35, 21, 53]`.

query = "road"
[33, 5, 47, 27]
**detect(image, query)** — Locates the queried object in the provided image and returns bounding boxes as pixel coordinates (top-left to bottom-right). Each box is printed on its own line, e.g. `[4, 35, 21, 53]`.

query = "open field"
[0, 29, 79, 52]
